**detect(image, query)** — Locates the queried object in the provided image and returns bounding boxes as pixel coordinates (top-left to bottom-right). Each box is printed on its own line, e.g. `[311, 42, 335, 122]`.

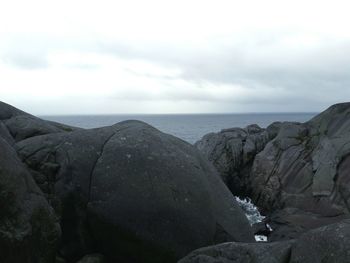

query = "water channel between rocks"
[235, 196, 272, 242]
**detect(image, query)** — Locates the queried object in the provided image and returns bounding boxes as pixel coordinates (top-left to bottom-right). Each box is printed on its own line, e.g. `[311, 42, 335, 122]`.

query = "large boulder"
[16, 120, 254, 262]
[0, 136, 61, 263]
[196, 103, 350, 241]
[179, 219, 350, 263]
[195, 123, 281, 195]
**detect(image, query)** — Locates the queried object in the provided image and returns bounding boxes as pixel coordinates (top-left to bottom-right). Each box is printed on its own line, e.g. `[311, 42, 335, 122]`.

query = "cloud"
[0, 0, 350, 113]
[2, 54, 48, 69]
[94, 34, 350, 110]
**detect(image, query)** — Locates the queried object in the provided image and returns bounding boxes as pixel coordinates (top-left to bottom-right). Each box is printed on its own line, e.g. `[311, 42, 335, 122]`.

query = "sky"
[0, 0, 350, 114]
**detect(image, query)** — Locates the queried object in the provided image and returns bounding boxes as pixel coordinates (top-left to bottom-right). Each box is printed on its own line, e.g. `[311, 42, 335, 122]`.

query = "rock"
[178, 240, 294, 263]
[252, 222, 272, 236]
[16, 120, 254, 262]
[0, 121, 14, 145]
[194, 123, 280, 195]
[0, 136, 61, 263]
[0, 101, 77, 142]
[179, 219, 350, 263]
[196, 103, 350, 241]
[55, 256, 67, 263]
[76, 254, 104, 263]
[248, 104, 350, 240]
[0, 101, 27, 119]
[266, 207, 348, 241]
[290, 219, 350, 263]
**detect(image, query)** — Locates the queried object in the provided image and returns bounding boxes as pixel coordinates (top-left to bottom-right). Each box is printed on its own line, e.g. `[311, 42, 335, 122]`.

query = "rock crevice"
[195, 103, 350, 241]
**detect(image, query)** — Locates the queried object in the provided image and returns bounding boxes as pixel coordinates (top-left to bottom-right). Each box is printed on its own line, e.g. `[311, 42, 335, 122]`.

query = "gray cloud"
[95, 37, 350, 111]
[1, 31, 350, 112]
[2, 53, 48, 69]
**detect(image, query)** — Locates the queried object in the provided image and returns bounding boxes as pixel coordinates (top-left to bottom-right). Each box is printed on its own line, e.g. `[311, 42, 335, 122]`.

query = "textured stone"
[290, 219, 350, 263]
[0, 101, 77, 142]
[16, 120, 254, 262]
[0, 136, 61, 263]
[178, 240, 293, 263]
[196, 103, 350, 241]
[194, 123, 279, 195]
[76, 254, 104, 263]
[179, 219, 350, 263]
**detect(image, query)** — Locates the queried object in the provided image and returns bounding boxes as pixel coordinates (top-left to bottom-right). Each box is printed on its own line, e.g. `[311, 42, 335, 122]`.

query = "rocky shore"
[195, 103, 350, 242]
[1, 101, 350, 263]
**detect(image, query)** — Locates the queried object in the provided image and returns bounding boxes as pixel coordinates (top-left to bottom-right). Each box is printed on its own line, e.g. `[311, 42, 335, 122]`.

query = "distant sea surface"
[41, 113, 317, 144]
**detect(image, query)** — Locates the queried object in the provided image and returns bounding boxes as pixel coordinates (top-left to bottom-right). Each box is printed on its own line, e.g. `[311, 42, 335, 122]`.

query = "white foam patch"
[234, 196, 270, 242]
[234, 196, 265, 225]
[266, 223, 273, 231]
[255, 235, 268, 242]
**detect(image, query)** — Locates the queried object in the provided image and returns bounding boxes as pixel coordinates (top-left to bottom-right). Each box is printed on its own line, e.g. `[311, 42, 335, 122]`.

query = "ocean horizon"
[41, 112, 317, 144]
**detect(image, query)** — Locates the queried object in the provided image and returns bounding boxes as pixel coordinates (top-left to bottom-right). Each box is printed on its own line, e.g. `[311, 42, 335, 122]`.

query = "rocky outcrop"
[196, 103, 350, 241]
[0, 136, 61, 263]
[16, 121, 254, 262]
[0, 101, 253, 263]
[5, 99, 350, 263]
[195, 123, 281, 195]
[0, 101, 77, 142]
[249, 103, 350, 240]
[179, 219, 350, 263]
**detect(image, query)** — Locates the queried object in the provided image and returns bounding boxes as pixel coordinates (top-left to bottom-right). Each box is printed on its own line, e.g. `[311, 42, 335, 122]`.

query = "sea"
[41, 113, 317, 144]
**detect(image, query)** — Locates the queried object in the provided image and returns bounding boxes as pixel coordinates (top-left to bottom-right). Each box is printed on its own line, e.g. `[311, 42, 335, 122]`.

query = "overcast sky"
[1, 0, 350, 114]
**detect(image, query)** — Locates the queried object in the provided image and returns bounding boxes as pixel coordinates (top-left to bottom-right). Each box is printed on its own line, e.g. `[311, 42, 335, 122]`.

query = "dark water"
[41, 113, 317, 144]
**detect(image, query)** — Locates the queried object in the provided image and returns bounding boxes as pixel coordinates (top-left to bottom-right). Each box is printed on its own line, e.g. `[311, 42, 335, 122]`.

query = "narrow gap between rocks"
[234, 196, 273, 242]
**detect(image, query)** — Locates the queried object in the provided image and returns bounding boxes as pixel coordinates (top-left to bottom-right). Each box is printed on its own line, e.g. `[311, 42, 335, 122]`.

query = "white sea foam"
[234, 196, 265, 225]
[234, 196, 270, 242]
[255, 235, 268, 242]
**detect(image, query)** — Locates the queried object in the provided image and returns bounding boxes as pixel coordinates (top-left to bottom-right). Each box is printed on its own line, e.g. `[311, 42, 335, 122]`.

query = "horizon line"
[39, 111, 319, 117]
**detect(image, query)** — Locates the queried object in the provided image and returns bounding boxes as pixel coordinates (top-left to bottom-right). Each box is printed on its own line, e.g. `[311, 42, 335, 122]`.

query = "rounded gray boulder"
[17, 120, 254, 262]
